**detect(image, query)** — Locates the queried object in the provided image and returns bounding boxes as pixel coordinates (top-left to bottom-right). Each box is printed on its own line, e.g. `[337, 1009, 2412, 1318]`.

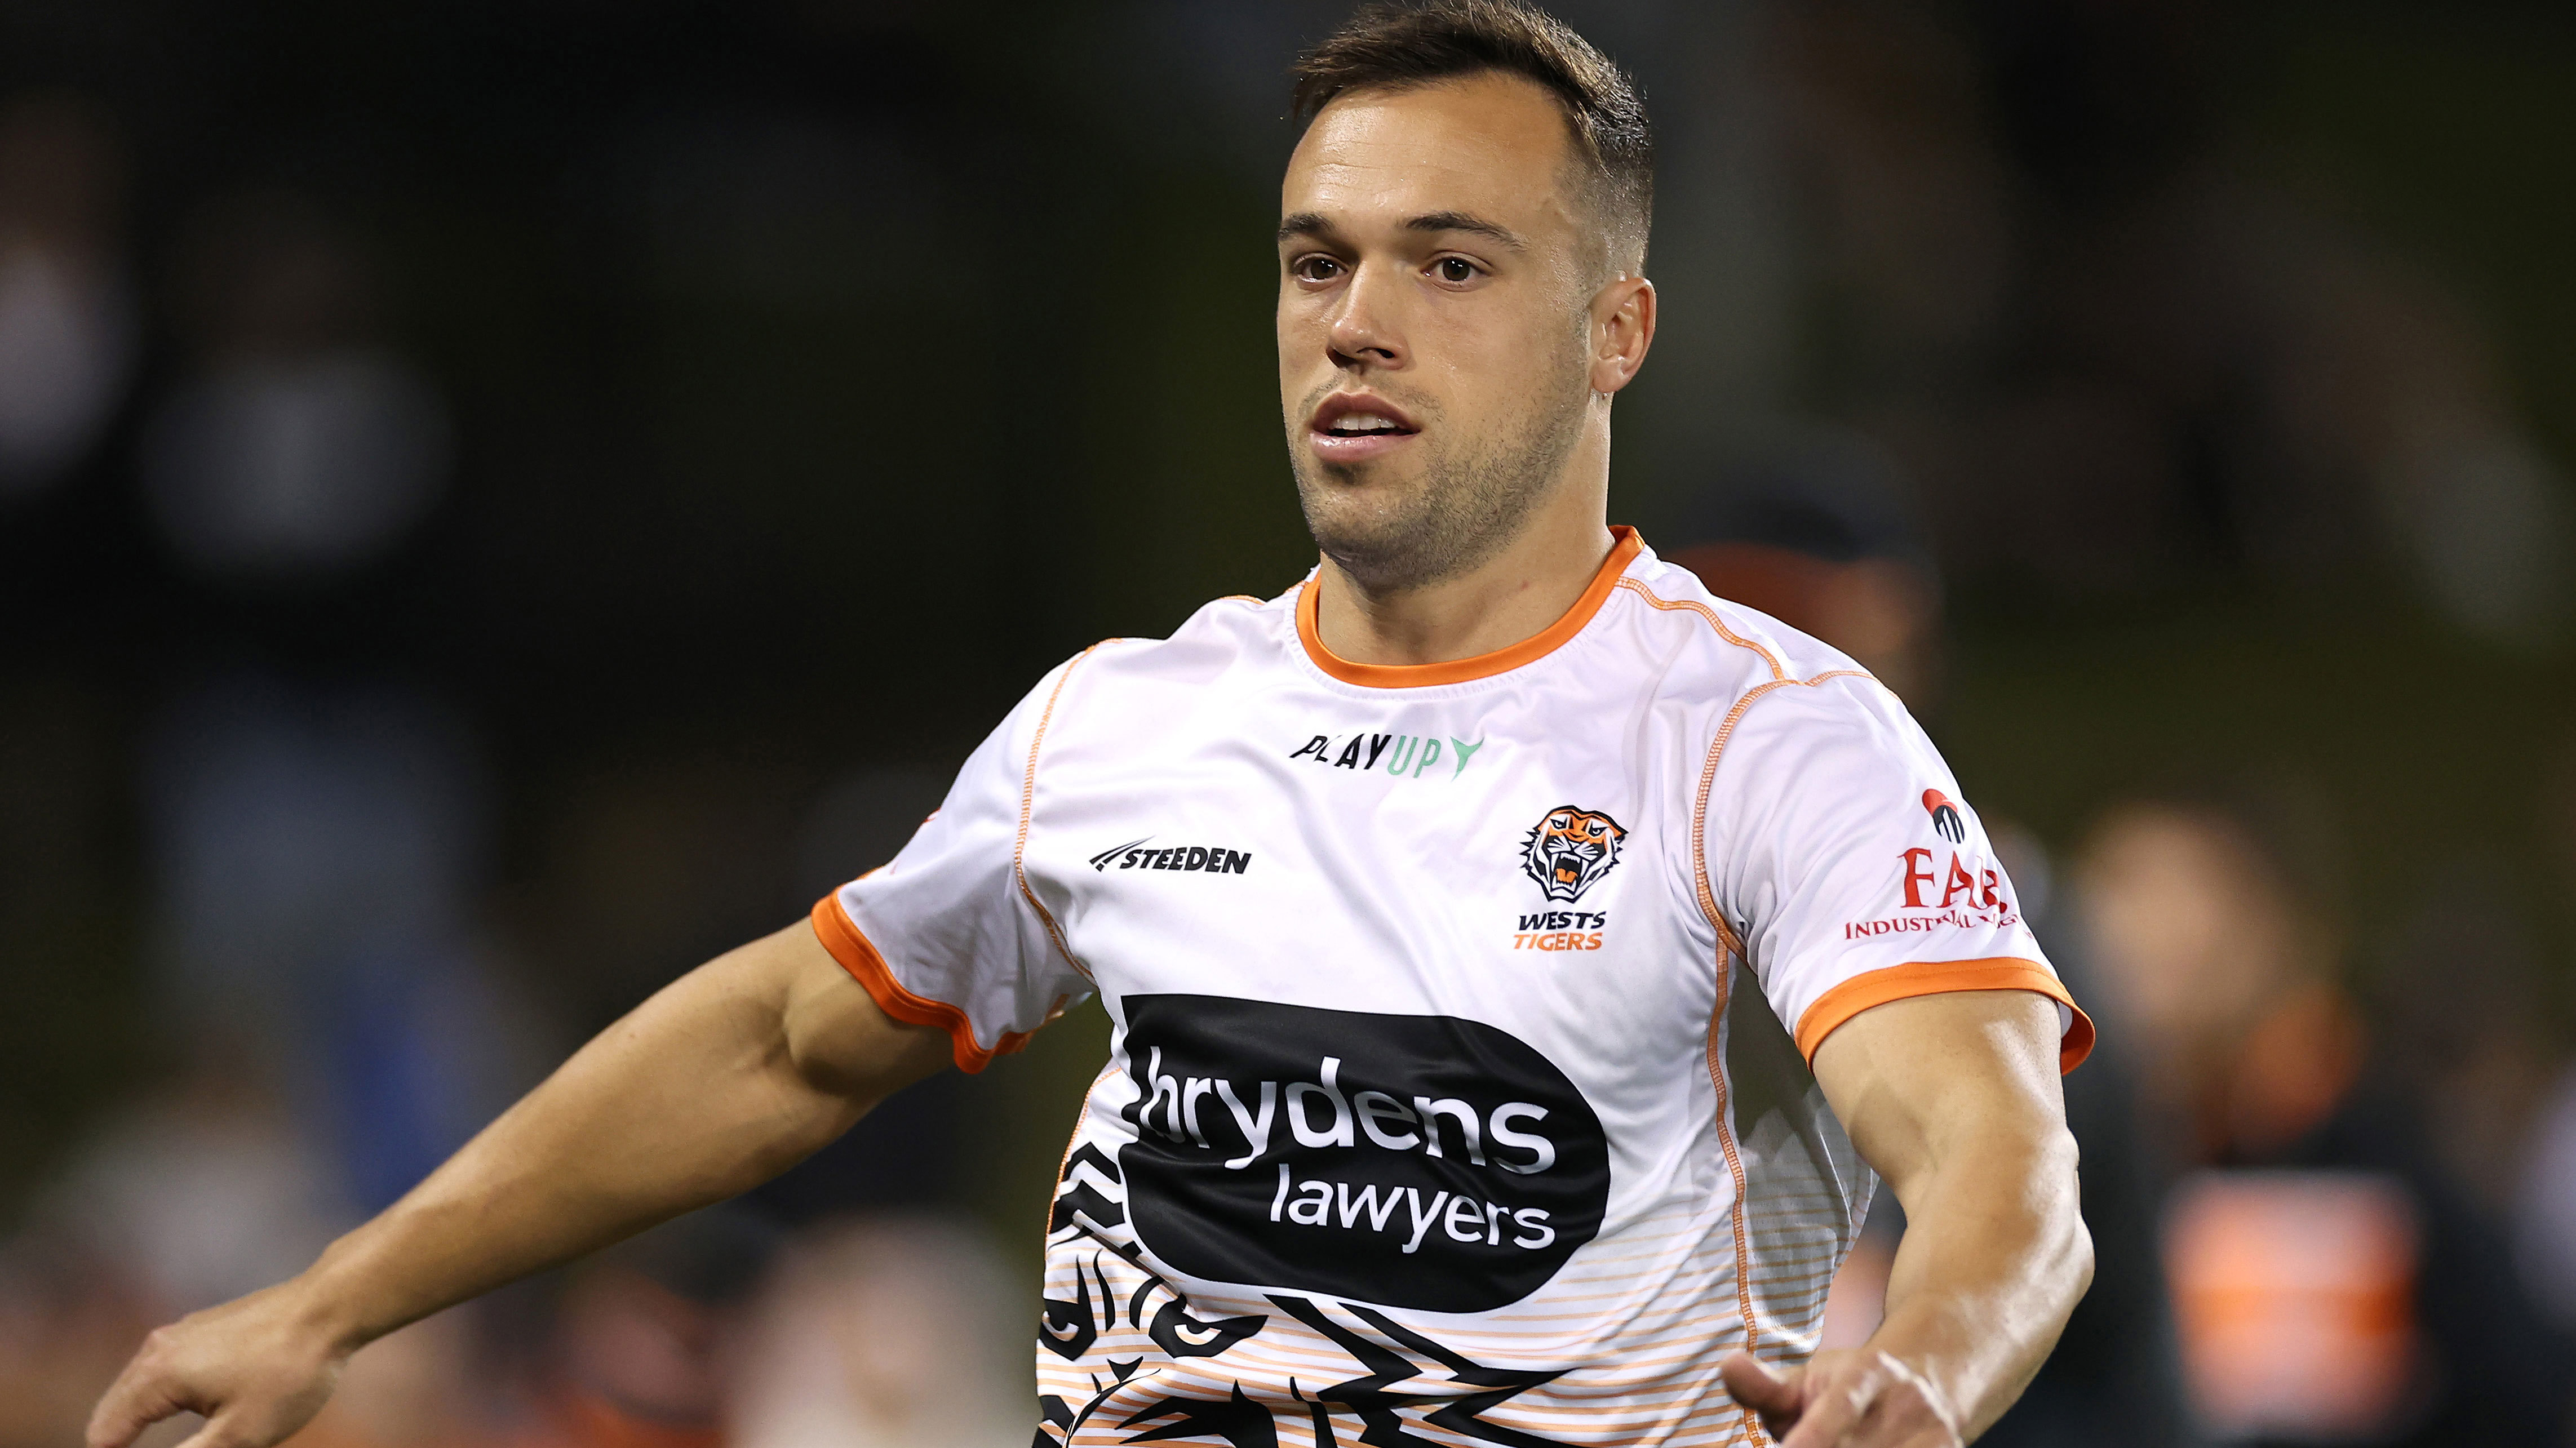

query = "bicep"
[746, 922, 954, 1107]
[1810, 989, 2068, 1197]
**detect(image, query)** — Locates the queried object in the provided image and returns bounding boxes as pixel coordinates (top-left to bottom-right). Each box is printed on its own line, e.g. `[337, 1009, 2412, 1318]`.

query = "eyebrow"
[1405, 210, 1526, 251]
[1276, 210, 1528, 252]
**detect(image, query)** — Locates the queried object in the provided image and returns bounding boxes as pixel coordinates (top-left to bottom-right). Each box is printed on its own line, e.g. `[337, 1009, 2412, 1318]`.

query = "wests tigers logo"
[1521, 806, 1626, 903]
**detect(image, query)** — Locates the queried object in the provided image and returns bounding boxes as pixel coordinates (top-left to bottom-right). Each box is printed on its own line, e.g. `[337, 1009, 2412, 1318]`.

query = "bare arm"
[88, 922, 951, 1448]
[1722, 990, 2092, 1447]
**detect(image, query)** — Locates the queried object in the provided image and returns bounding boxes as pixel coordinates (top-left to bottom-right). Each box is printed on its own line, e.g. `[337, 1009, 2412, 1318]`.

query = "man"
[90, 4, 2092, 1445]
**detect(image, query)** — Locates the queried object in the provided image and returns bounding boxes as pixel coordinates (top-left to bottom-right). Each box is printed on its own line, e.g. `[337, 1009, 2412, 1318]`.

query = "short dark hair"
[1291, 0, 1653, 274]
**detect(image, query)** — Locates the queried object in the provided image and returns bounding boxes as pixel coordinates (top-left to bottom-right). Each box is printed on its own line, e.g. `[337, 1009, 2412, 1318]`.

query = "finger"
[86, 1360, 187, 1448]
[1721, 1352, 1806, 1439]
[1719, 1352, 1798, 1413]
[1778, 1361, 1883, 1448]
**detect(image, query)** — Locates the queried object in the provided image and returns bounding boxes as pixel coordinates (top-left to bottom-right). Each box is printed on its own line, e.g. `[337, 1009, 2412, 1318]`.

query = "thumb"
[1721, 1351, 1803, 1422]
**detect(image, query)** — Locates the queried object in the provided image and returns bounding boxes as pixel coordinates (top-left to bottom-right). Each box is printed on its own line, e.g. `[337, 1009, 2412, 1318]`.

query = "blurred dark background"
[2, 1, 2573, 1443]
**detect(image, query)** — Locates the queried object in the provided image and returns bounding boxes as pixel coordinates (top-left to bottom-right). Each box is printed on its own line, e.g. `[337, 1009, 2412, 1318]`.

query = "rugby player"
[90, 3, 2092, 1445]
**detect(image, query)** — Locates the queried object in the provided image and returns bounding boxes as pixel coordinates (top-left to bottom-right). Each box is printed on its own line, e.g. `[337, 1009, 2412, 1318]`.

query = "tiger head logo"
[1521, 806, 1627, 903]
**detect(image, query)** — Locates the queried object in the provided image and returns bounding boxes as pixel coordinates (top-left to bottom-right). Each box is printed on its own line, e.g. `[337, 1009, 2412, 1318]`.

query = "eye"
[1431, 256, 1479, 284]
[1291, 254, 1345, 283]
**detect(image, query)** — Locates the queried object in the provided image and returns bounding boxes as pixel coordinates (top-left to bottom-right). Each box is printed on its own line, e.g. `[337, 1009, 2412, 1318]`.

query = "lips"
[1306, 392, 1420, 464]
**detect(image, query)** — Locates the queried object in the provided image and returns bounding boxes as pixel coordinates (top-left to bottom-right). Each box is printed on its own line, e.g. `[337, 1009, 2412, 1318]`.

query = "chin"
[1303, 498, 1433, 578]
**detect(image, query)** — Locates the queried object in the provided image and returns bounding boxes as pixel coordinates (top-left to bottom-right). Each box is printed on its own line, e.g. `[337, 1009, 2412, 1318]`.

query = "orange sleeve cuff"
[1794, 958, 2095, 1074]
[808, 894, 1034, 1074]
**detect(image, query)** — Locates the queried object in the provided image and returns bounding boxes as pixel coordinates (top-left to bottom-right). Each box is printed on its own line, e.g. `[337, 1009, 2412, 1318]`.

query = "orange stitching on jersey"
[1017, 642, 1112, 981]
[1616, 576, 1788, 682]
[1691, 670, 1877, 952]
[1687, 672, 1873, 969]
[1684, 665, 1871, 1436]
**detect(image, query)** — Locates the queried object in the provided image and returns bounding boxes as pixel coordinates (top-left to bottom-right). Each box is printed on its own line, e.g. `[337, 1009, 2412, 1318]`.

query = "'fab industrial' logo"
[1840, 846, 2019, 940]
[1837, 785, 2018, 939]
[1289, 731, 1486, 780]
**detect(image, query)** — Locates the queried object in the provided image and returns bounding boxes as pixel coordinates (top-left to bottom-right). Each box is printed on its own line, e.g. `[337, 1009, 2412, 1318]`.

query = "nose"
[1326, 261, 1406, 370]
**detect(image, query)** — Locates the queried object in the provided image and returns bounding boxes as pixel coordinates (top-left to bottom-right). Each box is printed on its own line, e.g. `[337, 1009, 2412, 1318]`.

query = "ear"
[1589, 274, 1656, 396]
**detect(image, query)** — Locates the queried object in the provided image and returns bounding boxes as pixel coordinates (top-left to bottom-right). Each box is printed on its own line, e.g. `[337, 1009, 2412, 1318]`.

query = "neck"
[1311, 437, 1616, 667]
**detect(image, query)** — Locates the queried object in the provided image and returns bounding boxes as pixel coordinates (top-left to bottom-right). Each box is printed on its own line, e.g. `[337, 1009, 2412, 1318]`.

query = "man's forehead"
[1282, 74, 1581, 238]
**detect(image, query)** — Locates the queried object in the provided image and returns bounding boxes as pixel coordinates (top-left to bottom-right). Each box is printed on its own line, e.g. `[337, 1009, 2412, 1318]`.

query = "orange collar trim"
[1297, 527, 1644, 689]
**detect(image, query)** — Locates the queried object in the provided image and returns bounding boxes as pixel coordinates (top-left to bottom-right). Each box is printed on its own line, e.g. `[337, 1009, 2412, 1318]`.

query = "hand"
[1720, 1349, 1965, 1448]
[86, 1280, 349, 1448]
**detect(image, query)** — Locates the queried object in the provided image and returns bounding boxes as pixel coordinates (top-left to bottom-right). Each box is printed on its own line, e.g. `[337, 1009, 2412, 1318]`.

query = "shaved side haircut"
[1291, 0, 1654, 277]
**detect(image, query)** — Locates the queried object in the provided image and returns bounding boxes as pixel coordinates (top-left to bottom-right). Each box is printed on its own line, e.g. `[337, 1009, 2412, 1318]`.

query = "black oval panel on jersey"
[1117, 993, 1610, 1314]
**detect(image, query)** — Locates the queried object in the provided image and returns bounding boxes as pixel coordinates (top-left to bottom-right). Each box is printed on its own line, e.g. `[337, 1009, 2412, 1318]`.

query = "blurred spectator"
[728, 1215, 1028, 1448]
[1670, 443, 2191, 1446]
[2074, 792, 2354, 1169]
[1979, 824, 2194, 1448]
[1662, 428, 1943, 710]
[33, 1037, 353, 1318]
[2076, 788, 2574, 1444]
[145, 677, 544, 1213]
[0, 1234, 159, 1448]
[0, 1038, 355, 1444]
[508, 1209, 777, 1448]
[140, 188, 449, 581]
[2371, 870, 2562, 1223]
[0, 91, 135, 500]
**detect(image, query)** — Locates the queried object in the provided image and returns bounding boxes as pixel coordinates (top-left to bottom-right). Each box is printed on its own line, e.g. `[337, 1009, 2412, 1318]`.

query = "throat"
[1310, 523, 1622, 670]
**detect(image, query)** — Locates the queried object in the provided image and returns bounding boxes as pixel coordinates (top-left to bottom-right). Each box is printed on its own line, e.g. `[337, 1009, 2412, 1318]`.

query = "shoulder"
[1031, 580, 1303, 700]
[1604, 548, 1884, 711]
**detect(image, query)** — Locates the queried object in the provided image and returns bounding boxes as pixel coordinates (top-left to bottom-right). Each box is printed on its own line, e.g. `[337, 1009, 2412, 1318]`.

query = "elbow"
[2065, 1212, 2096, 1305]
[2053, 1129, 2095, 1306]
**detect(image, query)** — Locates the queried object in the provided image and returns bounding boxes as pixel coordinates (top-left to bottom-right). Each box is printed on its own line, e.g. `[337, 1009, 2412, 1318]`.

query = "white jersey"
[814, 528, 2090, 1447]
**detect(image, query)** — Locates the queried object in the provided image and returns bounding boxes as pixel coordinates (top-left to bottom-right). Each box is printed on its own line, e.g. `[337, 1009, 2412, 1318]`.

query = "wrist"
[1865, 1347, 1966, 1443]
[1859, 1312, 1974, 1438]
[290, 1233, 398, 1357]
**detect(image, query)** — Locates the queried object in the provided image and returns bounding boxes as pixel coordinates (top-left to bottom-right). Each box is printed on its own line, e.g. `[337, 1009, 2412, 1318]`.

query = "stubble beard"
[1291, 345, 1593, 594]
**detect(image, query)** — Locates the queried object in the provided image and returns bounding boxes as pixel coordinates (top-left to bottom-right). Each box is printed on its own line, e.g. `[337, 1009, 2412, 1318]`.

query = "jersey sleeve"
[809, 657, 1096, 1073]
[1703, 676, 2094, 1073]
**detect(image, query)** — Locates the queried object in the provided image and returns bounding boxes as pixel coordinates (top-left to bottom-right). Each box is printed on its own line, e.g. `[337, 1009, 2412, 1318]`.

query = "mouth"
[1306, 392, 1421, 464]
[1550, 851, 1585, 885]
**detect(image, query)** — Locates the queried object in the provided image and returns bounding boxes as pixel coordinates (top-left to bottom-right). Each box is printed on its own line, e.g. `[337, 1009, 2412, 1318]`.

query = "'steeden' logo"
[1923, 788, 1967, 844]
[1520, 806, 1625, 904]
[1091, 837, 1252, 874]
[1289, 731, 1486, 781]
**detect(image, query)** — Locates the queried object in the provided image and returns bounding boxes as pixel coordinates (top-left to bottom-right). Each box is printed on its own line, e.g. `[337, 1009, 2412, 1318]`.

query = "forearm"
[1869, 1126, 2092, 1439]
[85, 925, 948, 1448]
[293, 930, 884, 1351]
